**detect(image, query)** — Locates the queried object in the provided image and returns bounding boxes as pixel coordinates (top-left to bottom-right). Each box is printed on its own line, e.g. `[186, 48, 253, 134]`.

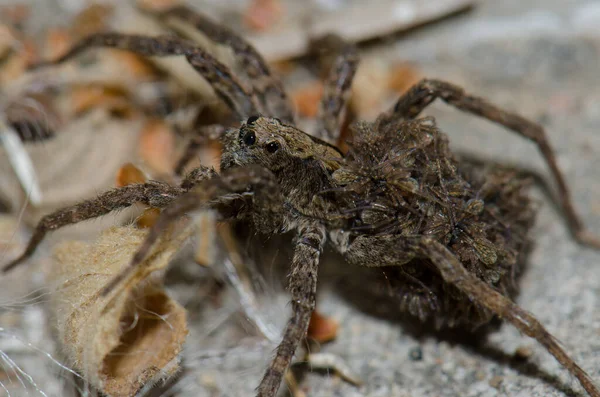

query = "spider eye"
[243, 130, 256, 146]
[265, 141, 279, 153]
[247, 115, 260, 125]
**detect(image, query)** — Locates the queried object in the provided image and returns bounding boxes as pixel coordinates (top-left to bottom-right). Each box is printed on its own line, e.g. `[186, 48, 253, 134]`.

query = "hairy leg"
[101, 165, 282, 296]
[385, 78, 600, 248]
[2, 166, 215, 273]
[2, 182, 182, 272]
[419, 237, 600, 397]
[256, 223, 325, 397]
[31, 33, 260, 119]
[155, 5, 295, 122]
[311, 34, 359, 145]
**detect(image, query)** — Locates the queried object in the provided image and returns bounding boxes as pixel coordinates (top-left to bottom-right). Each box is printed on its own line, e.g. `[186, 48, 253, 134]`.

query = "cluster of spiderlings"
[328, 116, 537, 328]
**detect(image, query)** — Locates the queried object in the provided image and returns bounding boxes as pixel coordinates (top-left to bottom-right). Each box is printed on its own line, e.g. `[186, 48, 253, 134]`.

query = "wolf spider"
[3, 5, 600, 397]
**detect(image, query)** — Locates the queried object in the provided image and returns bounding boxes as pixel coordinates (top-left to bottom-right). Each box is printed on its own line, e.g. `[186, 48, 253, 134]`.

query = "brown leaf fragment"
[307, 310, 338, 343]
[137, 0, 182, 13]
[244, 0, 284, 32]
[71, 4, 114, 39]
[0, 5, 30, 27]
[49, 225, 191, 397]
[138, 119, 176, 175]
[70, 84, 134, 118]
[291, 82, 323, 118]
[388, 62, 422, 95]
[45, 28, 72, 61]
[115, 162, 147, 187]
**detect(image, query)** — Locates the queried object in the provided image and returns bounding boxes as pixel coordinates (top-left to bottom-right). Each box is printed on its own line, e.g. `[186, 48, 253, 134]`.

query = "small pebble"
[409, 346, 423, 361]
[489, 375, 504, 389]
[513, 345, 533, 361]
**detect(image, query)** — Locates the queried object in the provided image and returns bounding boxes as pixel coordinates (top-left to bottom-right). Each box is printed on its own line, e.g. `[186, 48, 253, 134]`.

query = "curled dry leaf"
[49, 225, 190, 397]
[307, 309, 338, 343]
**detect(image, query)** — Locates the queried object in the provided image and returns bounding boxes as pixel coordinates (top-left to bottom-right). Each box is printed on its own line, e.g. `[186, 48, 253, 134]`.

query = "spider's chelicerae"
[3, 5, 600, 397]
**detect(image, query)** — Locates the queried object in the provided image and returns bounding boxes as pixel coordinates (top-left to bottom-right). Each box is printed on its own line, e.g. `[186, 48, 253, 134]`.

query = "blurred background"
[1, 0, 600, 396]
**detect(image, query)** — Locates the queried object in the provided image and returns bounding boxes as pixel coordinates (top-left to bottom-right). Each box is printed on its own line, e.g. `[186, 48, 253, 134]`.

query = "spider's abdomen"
[330, 117, 537, 328]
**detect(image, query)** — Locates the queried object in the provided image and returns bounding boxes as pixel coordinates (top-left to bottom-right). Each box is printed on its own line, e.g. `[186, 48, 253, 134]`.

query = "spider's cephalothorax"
[3, 5, 600, 397]
[220, 116, 342, 216]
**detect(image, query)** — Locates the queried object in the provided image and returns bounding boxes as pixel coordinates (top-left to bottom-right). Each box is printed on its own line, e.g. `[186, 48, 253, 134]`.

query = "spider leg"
[154, 5, 295, 122]
[2, 166, 215, 273]
[385, 78, 600, 248]
[419, 237, 600, 397]
[31, 33, 260, 119]
[2, 181, 184, 273]
[311, 34, 359, 144]
[101, 165, 281, 297]
[257, 223, 325, 397]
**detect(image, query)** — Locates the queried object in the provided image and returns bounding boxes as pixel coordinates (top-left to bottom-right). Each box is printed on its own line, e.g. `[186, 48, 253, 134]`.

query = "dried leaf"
[138, 119, 176, 175]
[388, 62, 422, 95]
[0, 24, 16, 59]
[350, 58, 389, 119]
[291, 82, 323, 118]
[244, 0, 284, 32]
[70, 84, 134, 117]
[136, 207, 161, 228]
[307, 310, 338, 343]
[71, 4, 114, 39]
[115, 162, 147, 187]
[137, 0, 182, 12]
[0, 5, 30, 26]
[110, 51, 159, 80]
[45, 28, 72, 61]
[50, 225, 191, 397]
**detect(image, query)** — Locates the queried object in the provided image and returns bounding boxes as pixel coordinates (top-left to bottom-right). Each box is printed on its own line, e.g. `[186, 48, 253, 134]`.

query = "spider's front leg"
[153, 5, 295, 122]
[101, 165, 282, 296]
[312, 34, 360, 144]
[383, 78, 600, 248]
[30, 33, 260, 119]
[419, 237, 600, 397]
[257, 223, 325, 397]
[2, 166, 215, 273]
